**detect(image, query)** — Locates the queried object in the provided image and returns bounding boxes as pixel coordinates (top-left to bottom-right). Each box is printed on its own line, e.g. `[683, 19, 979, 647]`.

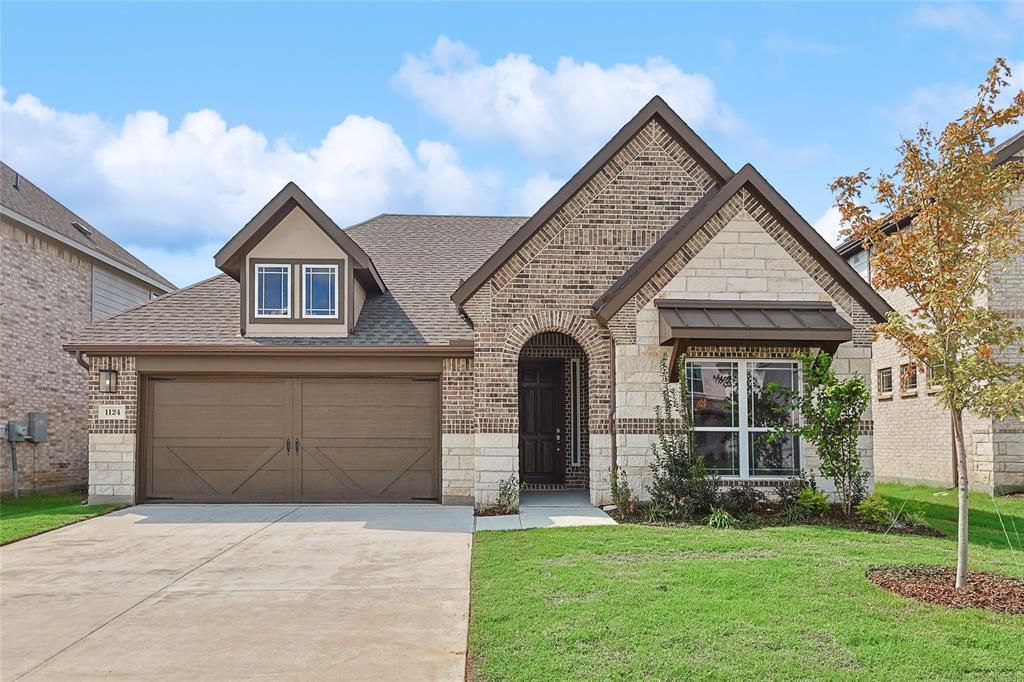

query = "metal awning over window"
[655, 299, 854, 352]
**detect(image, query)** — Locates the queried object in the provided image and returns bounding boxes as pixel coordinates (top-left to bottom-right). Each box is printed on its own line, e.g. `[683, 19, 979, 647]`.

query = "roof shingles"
[67, 214, 525, 349]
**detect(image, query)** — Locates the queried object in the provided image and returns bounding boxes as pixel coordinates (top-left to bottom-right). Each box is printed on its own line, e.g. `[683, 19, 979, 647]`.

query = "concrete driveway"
[1, 504, 474, 681]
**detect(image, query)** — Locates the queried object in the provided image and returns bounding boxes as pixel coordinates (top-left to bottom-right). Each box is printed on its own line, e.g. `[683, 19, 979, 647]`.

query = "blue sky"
[2, 1, 1022, 287]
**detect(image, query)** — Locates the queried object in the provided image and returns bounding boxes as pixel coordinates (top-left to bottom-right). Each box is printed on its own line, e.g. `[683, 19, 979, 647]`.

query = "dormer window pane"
[255, 264, 291, 317]
[303, 264, 338, 318]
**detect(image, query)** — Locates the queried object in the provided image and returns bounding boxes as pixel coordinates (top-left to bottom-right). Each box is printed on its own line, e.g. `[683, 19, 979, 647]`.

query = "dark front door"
[519, 359, 563, 485]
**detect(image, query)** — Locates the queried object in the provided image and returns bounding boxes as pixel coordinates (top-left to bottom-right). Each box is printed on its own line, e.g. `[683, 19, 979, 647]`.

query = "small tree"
[831, 59, 1024, 587]
[647, 354, 720, 518]
[777, 352, 871, 516]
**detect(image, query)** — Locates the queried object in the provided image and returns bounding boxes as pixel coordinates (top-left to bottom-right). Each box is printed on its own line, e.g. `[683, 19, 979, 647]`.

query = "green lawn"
[470, 523, 1023, 682]
[878, 482, 1024, 551]
[0, 492, 123, 544]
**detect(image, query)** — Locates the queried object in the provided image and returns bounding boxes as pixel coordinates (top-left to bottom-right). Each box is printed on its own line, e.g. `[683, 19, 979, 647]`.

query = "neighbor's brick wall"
[609, 203, 876, 501]
[520, 332, 591, 488]
[872, 181, 1024, 494]
[87, 356, 138, 503]
[0, 217, 91, 492]
[463, 117, 719, 505]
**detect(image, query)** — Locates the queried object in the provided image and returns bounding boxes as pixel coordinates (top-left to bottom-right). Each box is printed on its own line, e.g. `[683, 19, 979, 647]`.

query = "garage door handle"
[295, 440, 301, 454]
[286, 439, 292, 454]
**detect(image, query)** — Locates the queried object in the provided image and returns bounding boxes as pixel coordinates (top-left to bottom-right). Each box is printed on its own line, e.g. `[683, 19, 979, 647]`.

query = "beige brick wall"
[1, 217, 92, 492]
[872, 183, 1024, 494]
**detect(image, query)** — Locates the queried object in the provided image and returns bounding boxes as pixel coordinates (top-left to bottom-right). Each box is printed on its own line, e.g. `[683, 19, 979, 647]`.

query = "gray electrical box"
[7, 421, 27, 442]
[28, 413, 48, 443]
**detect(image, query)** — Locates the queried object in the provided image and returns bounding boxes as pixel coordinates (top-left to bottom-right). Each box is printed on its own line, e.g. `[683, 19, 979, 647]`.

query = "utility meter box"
[28, 413, 48, 443]
[6, 421, 28, 442]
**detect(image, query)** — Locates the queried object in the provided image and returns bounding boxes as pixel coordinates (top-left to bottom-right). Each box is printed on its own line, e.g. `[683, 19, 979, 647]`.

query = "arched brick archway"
[500, 311, 611, 436]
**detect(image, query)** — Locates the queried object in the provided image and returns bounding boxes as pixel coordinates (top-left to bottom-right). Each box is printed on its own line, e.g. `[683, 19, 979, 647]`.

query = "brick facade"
[1, 218, 91, 492]
[86, 356, 138, 503]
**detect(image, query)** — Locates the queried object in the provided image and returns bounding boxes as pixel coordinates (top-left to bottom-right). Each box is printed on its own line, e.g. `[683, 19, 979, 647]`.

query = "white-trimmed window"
[302, 264, 338, 318]
[878, 367, 893, 395]
[686, 359, 800, 478]
[255, 264, 291, 318]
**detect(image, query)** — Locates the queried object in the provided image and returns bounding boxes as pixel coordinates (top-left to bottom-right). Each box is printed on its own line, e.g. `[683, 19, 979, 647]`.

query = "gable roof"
[66, 214, 525, 351]
[214, 182, 386, 294]
[592, 163, 892, 324]
[0, 162, 175, 291]
[450, 96, 735, 308]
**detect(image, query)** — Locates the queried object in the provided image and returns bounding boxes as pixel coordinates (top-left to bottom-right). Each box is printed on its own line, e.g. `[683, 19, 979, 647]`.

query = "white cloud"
[813, 205, 844, 246]
[0, 91, 521, 286]
[517, 172, 565, 215]
[761, 35, 838, 56]
[910, 2, 1024, 46]
[392, 36, 740, 165]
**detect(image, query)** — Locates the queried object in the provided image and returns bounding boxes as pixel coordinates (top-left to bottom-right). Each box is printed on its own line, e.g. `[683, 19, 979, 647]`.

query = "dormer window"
[302, 264, 338, 318]
[255, 263, 291, 318]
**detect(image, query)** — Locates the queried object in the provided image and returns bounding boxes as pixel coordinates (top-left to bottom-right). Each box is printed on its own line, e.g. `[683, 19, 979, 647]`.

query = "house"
[837, 130, 1024, 494]
[1, 163, 175, 493]
[65, 97, 890, 506]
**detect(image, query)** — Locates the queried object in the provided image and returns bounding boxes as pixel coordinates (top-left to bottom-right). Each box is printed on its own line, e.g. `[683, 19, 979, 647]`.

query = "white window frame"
[569, 358, 582, 467]
[688, 358, 801, 480]
[878, 367, 893, 395]
[301, 263, 339, 319]
[254, 263, 291, 318]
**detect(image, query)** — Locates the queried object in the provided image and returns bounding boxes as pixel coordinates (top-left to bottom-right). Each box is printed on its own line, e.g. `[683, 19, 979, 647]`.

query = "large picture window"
[687, 359, 800, 478]
[302, 264, 338, 318]
[254, 264, 291, 318]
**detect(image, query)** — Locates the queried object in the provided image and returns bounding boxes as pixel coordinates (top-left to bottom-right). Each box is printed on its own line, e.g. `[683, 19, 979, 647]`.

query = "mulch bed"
[474, 506, 516, 517]
[867, 565, 1024, 614]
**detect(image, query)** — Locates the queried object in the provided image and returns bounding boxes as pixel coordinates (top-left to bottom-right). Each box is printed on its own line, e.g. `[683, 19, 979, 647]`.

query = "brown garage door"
[145, 376, 439, 503]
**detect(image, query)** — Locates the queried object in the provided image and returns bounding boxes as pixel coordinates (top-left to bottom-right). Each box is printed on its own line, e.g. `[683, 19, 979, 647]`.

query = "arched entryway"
[518, 332, 590, 490]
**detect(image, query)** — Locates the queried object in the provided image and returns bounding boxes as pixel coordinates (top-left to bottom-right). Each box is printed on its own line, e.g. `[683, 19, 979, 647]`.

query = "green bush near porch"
[469, 523, 1022, 681]
[1, 492, 123, 545]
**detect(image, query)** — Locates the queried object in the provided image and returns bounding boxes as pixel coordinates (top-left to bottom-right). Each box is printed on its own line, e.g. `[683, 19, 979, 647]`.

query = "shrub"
[795, 487, 830, 517]
[609, 467, 636, 515]
[647, 354, 721, 518]
[645, 506, 671, 523]
[857, 493, 893, 526]
[496, 474, 523, 514]
[774, 469, 818, 510]
[736, 512, 761, 529]
[894, 508, 929, 529]
[720, 486, 766, 516]
[772, 352, 871, 516]
[781, 504, 809, 523]
[707, 507, 737, 529]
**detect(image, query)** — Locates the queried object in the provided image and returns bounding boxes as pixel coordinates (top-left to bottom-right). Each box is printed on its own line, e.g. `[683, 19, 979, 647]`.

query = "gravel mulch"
[867, 564, 1024, 614]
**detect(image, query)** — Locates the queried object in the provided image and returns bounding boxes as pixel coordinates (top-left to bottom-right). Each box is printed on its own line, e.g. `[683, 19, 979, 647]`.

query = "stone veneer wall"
[462, 117, 719, 506]
[609, 197, 876, 501]
[519, 332, 591, 488]
[1, 217, 92, 492]
[87, 356, 139, 503]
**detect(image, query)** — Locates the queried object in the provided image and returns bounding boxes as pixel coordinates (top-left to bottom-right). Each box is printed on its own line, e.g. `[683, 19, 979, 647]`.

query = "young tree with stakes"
[831, 59, 1024, 588]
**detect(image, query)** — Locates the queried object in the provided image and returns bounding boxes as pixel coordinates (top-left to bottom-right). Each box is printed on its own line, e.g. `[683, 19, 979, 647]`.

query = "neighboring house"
[837, 130, 1024, 494]
[65, 97, 889, 507]
[1, 163, 175, 493]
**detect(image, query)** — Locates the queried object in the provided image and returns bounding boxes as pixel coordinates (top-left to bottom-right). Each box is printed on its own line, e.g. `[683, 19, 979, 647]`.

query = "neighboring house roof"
[835, 128, 1024, 257]
[592, 163, 892, 323]
[215, 182, 386, 294]
[0, 162, 176, 292]
[66, 214, 525, 351]
[450, 95, 735, 308]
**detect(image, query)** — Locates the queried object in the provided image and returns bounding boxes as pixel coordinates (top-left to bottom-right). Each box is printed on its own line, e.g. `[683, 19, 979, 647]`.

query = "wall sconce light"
[99, 369, 119, 394]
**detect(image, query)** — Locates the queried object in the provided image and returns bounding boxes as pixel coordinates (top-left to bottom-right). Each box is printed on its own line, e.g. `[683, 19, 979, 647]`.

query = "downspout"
[592, 314, 618, 480]
[75, 351, 90, 371]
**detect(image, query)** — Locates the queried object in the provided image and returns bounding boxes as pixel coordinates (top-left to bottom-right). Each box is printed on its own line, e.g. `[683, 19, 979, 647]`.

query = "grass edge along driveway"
[470, 494, 1023, 681]
[1, 492, 123, 544]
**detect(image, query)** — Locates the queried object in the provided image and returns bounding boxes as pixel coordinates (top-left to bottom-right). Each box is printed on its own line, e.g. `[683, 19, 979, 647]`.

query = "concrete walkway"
[474, 490, 617, 531]
[1, 504, 474, 682]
